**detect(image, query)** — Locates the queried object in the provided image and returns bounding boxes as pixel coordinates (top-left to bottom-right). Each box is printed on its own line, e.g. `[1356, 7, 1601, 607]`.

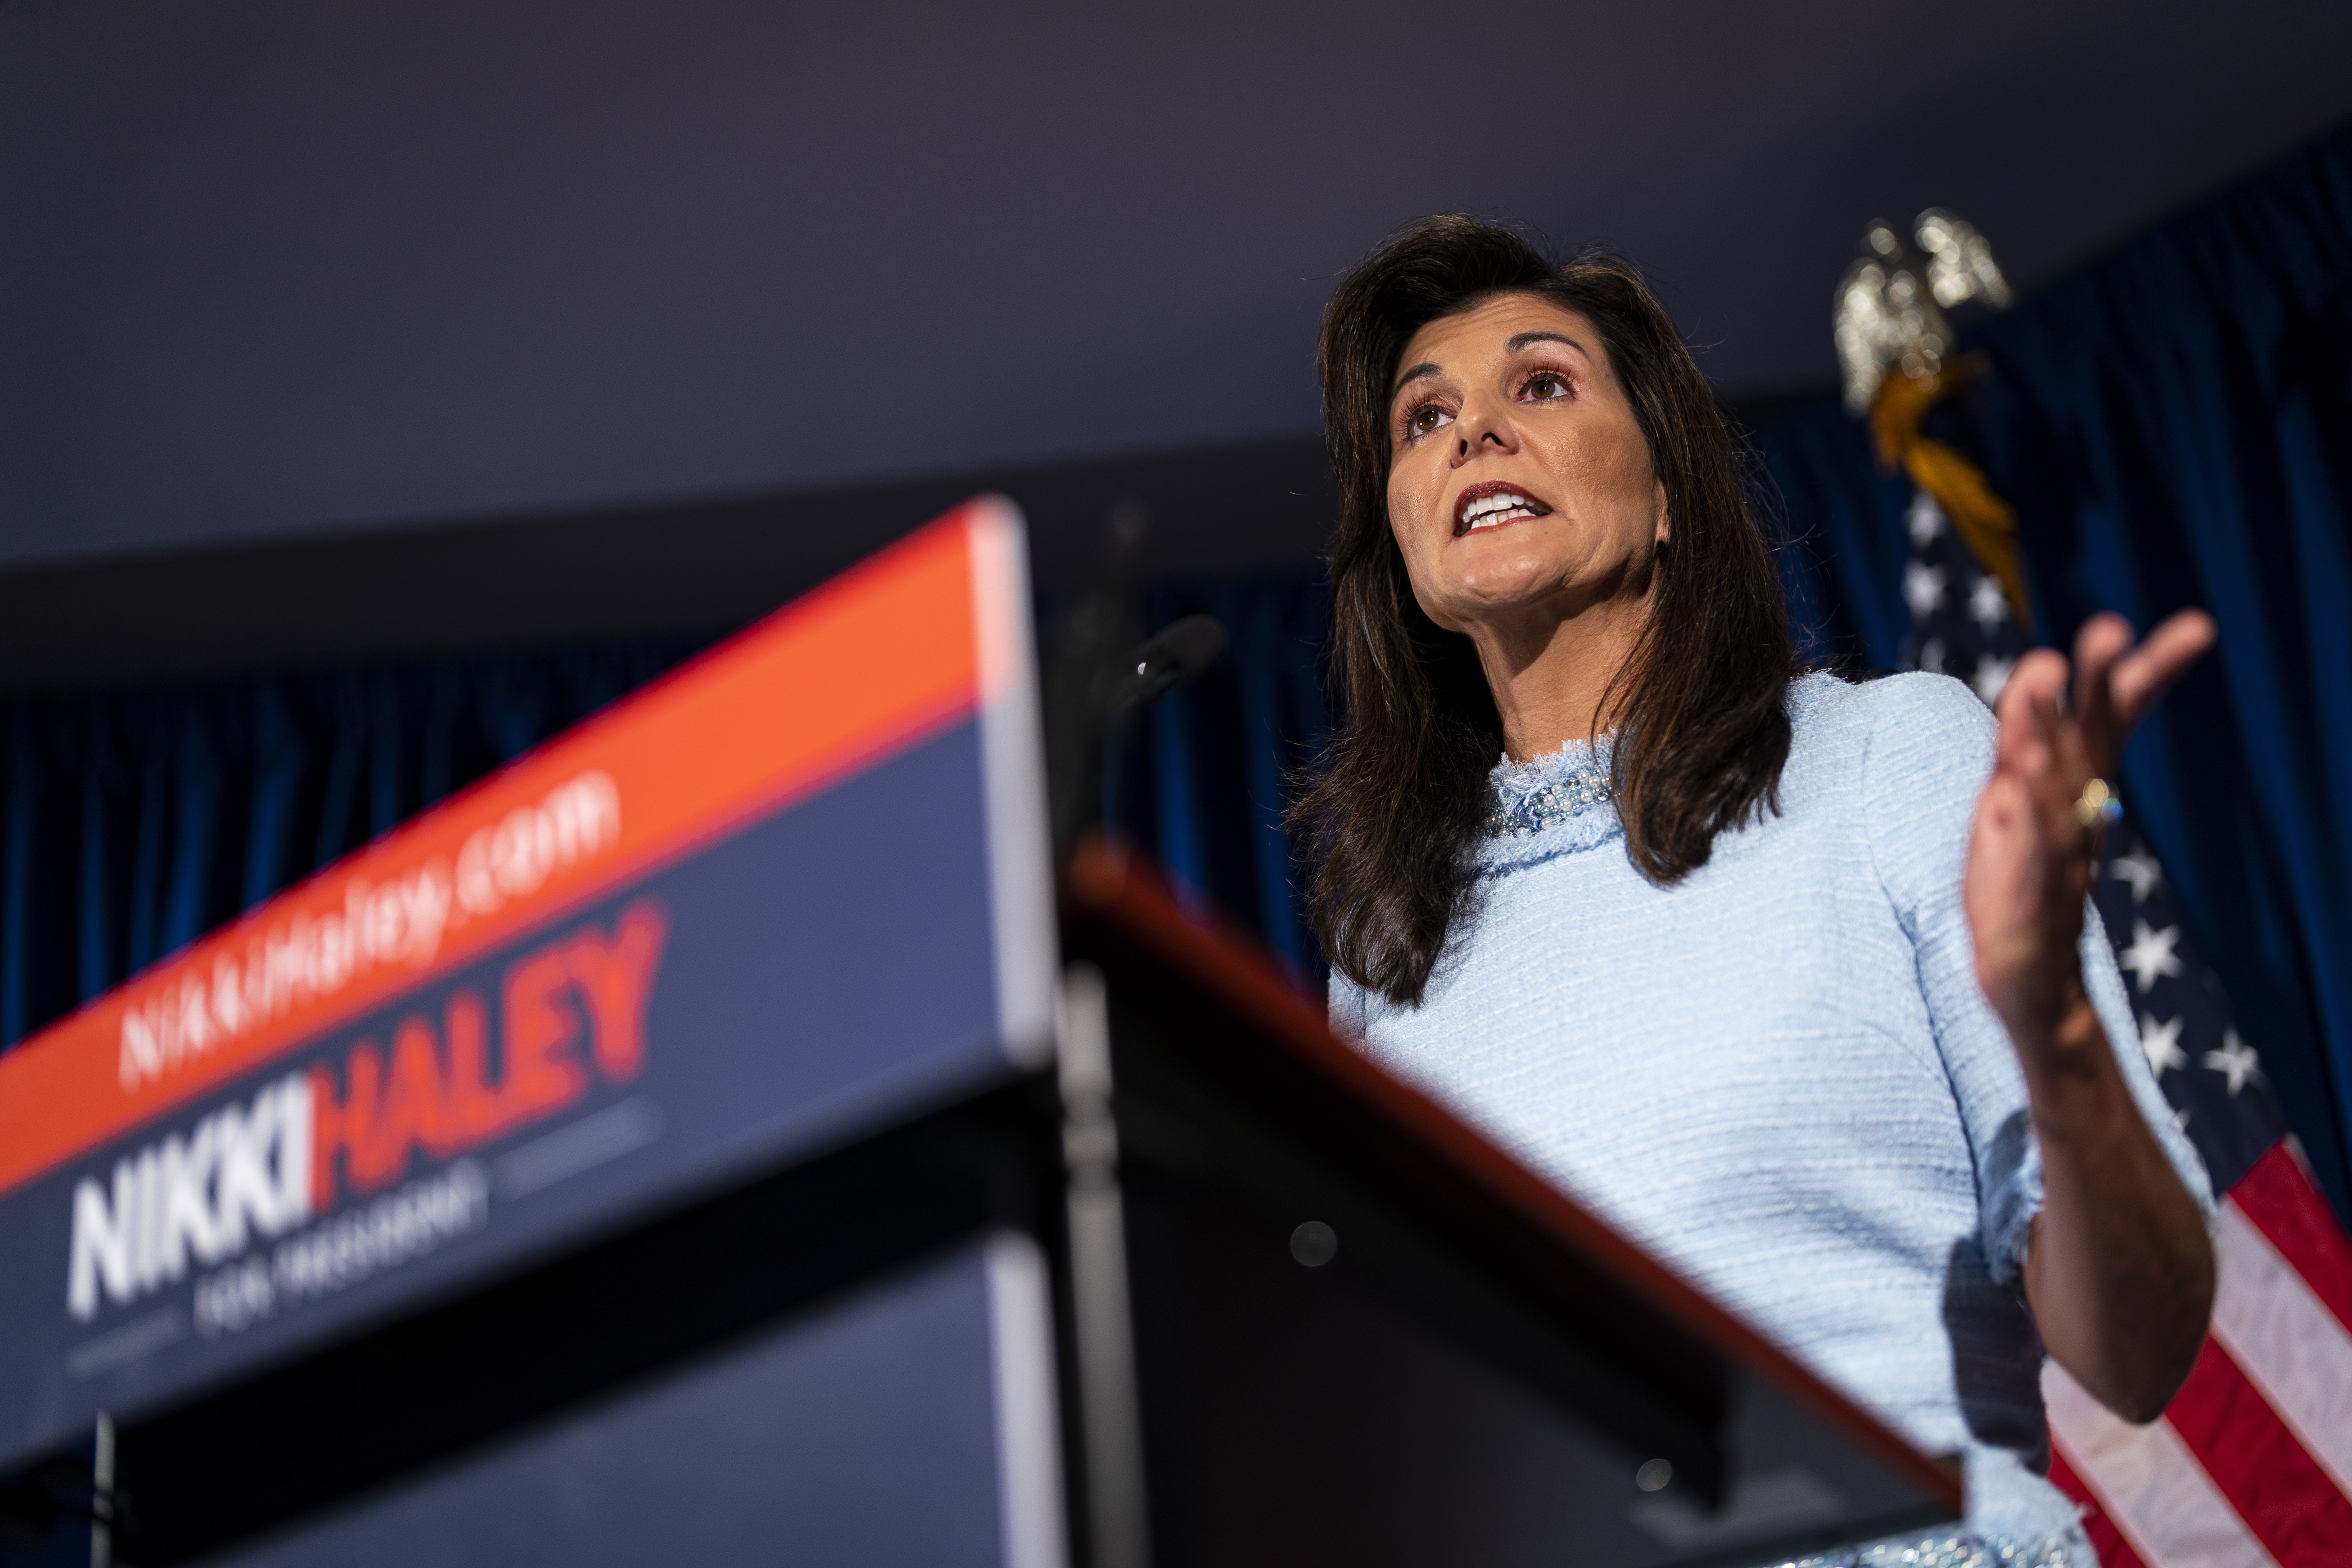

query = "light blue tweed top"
[1329, 671, 2211, 1548]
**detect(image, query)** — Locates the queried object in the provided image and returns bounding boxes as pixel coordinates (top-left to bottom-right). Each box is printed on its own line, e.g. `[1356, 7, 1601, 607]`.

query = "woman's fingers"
[2109, 609, 2218, 731]
[1990, 647, 2094, 883]
[1994, 648, 2068, 779]
[2021, 608, 2214, 782]
[1967, 765, 2058, 1028]
[1965, 769, 2033, 940]
[1968, 607, 2210, 1040]
[2070, 614, 2133, 770]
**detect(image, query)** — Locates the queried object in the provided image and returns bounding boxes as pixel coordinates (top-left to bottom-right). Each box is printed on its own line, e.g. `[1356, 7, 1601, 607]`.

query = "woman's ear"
[1654, 480, 1672, 546]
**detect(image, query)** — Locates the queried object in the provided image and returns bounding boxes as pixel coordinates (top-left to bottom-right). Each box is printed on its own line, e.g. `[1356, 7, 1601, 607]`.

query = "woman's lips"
[1453, 482, 1555, 536]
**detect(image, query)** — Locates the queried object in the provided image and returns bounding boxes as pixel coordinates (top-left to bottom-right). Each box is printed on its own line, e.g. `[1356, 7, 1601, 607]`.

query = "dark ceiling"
[4, 0, 2350, 577]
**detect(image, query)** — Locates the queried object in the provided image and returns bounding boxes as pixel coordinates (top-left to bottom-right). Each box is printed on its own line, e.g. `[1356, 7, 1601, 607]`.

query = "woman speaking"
[1300, 217, 2216, 1564]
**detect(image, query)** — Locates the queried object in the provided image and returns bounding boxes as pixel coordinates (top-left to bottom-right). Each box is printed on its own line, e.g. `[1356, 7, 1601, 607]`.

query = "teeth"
[1461, 492, 1534, 524]
[1461, 492, 1538, 530]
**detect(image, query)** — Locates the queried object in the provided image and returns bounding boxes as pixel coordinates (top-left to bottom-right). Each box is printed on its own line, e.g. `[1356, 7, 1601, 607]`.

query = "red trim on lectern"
[1062, 834, 1965, 1513]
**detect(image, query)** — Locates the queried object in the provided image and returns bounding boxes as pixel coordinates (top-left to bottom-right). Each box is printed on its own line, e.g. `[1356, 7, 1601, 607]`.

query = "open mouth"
[1453, 482, 1554, 536]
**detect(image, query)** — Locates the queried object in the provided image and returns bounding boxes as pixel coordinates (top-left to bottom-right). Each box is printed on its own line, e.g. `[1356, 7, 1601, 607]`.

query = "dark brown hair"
[1293, 216, 1798, 1006]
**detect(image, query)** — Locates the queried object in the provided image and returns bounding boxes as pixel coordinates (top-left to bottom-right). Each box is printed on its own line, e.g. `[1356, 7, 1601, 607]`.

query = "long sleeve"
[1861, 673, 2212, 1287]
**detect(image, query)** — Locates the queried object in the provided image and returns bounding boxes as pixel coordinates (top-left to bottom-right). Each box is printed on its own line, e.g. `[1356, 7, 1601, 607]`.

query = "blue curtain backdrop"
[1761, 124, 2352, 1217]
[1106, 578, 1333, 980]
[4, 124, 2346, 1216]
[0, 644, 694, 1049]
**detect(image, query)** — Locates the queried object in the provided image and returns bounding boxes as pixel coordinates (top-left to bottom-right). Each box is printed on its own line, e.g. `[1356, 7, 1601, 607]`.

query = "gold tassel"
[1868, 359, 2033, 636]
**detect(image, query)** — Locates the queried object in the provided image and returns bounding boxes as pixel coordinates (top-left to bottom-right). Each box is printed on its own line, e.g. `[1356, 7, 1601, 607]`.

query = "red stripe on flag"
[2163, 1335, 2352, 1567]
[2046, 1444, 2149, 1568]
[2231, 1141, 2352, 1335]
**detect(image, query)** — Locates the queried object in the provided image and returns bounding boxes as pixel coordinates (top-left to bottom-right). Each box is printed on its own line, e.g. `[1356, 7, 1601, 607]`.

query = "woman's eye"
[1525, 372, 1571, 401]
[1403, 404, 1454, 438]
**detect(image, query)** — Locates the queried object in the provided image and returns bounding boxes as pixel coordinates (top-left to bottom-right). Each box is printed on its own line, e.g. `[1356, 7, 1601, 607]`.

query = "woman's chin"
[1438, 558, 1578, 617]
[1424, 590, 1570, 638]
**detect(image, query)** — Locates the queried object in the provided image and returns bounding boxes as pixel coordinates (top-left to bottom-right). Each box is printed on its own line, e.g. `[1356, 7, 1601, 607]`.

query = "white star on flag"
[2202, 1030, 2261, 1094]
[2108, 848, 2162, 903]
[2119, 920, 2184, 992]
[1917, 636, 1945, 675]
[1903, 559, 1948, 616]
[1969, 574, 2010, 629]
[1906, 493, 1946, 547]
[2139, 1012, 2188, 1074]
[1971, 655, 2015, 705]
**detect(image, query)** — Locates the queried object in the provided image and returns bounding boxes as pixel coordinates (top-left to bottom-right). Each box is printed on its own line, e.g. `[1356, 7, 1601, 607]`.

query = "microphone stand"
[1039, 504, 1223, 1568]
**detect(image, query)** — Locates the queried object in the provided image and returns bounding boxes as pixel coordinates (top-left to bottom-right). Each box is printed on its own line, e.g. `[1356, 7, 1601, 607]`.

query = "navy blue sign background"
[0, 721, 1027, 1469]
[205, 1240, 1028, 1568]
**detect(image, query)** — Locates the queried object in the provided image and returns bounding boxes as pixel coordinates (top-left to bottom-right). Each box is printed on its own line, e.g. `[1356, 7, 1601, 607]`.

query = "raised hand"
[1965, 609, 2217, 1041]
[1961, 606, 2219, 1422]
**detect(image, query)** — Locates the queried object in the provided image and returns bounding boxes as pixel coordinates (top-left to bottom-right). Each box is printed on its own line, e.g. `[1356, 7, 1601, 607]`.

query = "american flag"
[1897, 490, 2352, 1566]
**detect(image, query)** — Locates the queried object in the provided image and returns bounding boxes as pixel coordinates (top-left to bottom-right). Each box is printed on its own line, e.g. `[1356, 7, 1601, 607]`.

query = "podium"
[0, 502, 1958, 1568]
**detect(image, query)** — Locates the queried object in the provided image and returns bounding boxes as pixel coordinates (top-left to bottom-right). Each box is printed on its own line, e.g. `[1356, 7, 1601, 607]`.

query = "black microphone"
[1042, 505, 1228, 859]
[1112, 614, 1227, 709]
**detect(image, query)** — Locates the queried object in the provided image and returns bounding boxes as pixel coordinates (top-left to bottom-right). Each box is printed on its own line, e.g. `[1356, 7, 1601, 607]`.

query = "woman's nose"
[1452, 398, 1518, 460]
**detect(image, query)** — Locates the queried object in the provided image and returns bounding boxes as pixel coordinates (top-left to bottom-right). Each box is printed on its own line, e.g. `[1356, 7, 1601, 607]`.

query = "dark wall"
[5, 0, 2350, 575]
[0, 437, 1337, 693]
[0, 382, 1845, 695]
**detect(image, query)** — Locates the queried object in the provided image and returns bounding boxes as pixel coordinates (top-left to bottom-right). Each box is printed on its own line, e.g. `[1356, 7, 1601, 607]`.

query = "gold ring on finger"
[2074, 777, 2121, 832]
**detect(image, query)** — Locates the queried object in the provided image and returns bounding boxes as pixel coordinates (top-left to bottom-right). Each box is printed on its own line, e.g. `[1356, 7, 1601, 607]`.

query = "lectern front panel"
[198, 1234, 1064, 1568]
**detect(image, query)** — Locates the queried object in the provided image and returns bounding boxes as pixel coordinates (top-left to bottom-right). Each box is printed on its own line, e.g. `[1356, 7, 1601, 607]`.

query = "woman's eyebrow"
[1390, 360, 1443, 397]
[1392, 329, 1587, 399]
[1507, 329, 1587, 355]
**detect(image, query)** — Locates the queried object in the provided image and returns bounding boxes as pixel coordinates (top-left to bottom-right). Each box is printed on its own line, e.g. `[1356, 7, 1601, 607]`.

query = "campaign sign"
[0, 499, 1057, 1470]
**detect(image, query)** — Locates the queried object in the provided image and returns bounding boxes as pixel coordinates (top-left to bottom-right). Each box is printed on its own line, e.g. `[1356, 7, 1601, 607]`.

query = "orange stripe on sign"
[0, 501, 1006, 1201]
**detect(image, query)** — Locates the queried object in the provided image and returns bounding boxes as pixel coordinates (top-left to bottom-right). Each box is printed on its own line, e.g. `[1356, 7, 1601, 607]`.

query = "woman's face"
[1385, 293, 1668, 639]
